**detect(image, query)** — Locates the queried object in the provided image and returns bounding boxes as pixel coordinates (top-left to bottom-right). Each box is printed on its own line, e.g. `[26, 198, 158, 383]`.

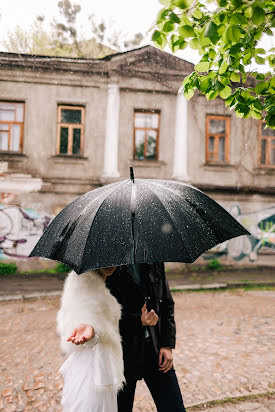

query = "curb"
[170, 282, 275, 292]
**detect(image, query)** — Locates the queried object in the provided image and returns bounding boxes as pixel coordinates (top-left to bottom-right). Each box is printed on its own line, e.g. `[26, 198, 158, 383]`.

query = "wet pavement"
[0, 290, 274, 411]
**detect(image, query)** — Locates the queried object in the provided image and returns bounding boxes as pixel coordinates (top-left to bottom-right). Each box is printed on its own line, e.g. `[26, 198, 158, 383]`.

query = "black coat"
[106, 263, 176, 381]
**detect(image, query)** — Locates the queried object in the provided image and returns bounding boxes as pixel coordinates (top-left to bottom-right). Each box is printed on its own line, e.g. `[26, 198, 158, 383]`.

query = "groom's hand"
[67, 324, 95, 345]
[141, 303, 159, 326]
[158, 347, 173, 373]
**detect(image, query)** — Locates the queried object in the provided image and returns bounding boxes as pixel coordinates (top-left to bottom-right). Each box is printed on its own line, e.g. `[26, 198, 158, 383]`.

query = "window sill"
[202, 162, 234, 168]
[0, 152, 27, 161]
[51, 154, 88, 159]
[0, 152, 26, 156]
[254, 167, 275, 175]
[131, 160, 166, 167]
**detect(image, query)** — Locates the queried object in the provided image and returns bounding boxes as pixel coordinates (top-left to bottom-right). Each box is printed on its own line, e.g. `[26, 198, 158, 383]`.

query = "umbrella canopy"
[30, 169, 249, 274]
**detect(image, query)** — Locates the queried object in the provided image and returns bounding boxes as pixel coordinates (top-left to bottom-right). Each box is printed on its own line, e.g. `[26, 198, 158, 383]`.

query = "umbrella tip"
[130, 166, 135, 183]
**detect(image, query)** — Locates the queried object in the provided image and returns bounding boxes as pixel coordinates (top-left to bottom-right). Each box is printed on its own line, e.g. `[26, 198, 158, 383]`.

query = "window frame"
[258, 120, 275, 168]
[133, 109, 160, 161]
[0, 101, 25, 153]
[205, 115, 230, 165]
[56, 105, 85, 156]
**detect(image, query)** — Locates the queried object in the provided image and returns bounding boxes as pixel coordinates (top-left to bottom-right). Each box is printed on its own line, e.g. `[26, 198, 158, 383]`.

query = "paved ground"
[0, 290, 274, 411]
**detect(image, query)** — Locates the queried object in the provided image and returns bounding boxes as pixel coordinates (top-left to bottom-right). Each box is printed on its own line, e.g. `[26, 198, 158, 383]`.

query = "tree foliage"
[4, 0, 144, 59]
[152, 0, 275, 128]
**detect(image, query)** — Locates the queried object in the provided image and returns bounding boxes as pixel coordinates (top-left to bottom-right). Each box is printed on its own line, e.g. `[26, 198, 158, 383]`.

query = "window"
[133, 110, 160, 160]
[206, 115, 230, 164]
[258, 121, 275, 167]
[0, 102, 24, 152]
[57, 105, 85, 155]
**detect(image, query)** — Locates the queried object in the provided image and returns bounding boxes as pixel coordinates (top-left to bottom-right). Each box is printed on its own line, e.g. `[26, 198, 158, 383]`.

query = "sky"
[0, 0, 200, 64]
[0, 0, 273, 69]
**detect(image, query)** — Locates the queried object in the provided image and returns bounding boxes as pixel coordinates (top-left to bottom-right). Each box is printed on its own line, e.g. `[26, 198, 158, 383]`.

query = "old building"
[0, 45, 274, 263]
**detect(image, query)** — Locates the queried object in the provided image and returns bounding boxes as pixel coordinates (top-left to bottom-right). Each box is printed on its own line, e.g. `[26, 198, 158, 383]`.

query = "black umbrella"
[30, 168, 249, 274]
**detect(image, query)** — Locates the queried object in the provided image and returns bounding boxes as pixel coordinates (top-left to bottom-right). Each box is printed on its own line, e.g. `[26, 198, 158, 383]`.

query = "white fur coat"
[56, 270, 125, 391]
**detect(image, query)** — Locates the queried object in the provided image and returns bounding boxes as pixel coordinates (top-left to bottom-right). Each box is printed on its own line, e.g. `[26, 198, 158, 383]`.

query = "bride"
[56, 266, 124, 412]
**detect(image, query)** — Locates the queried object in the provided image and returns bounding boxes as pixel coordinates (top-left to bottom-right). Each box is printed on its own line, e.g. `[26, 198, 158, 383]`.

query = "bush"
[54, 262, 71, 273]
[0, 262, 18, 275]
[207, 259, 222, 271]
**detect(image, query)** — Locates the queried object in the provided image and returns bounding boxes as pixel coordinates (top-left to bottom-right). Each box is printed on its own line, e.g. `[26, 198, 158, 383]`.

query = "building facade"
[0, 45, 274, 263]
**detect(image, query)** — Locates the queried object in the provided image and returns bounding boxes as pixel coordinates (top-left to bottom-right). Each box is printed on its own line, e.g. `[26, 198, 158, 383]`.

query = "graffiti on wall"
[204, 204, 275, 261]
[1, 203, 275, 262]
[0, 204, 52, 258]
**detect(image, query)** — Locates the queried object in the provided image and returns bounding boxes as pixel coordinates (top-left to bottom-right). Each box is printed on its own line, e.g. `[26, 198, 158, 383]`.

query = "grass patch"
[18, 263, 71, 275]
[187, 391, 275, 410]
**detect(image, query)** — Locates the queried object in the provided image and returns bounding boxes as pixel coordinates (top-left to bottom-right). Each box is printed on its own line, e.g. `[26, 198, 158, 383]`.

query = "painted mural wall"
[0, 203, 274, 262]
[0, 204, 52, 259]
[203, 204, 275, 261]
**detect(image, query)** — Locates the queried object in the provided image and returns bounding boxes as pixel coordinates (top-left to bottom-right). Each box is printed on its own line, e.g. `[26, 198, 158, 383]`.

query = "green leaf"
[204, 21, 218, 41]
[178, 40, 187, 49]
[178, 25, 195, 38]
[152, 31, 167, 49]
[159, 0, 171, 5]
[251, 111, 262, 120]
[230, 13, 248, 25]
[219, 59, 228, 74]
[253, 100, 264, 111]
[152, 30, 162, 45]
[184, 88, 194, 99]
[230, 43, 242, 54]
[225, 95, 234, 106]
[209, 49, 216, 59]
[266, 114, 275, 128]
[271, 77, 275, 88]
[194, 61, 210, 72]
[174, 0, 192, 9]
[252, 7, 265, 25]
[255, 48, 266, 55]
[169, 12, 181, 24]
[163, 21, 175, 32]
[189, 38, 200, 49]
[206, 90, 219, 100]
[219, 85, 232, 99]
[243, 53, 252, 65]
[193, 9, 202, 19]
[230, 72, 240, 82]
[157, 8, 170, 23]
[266, 28, 273, 36]
[200, 78, 211, 93]
[255, 56, 265, 65]
[256, 73, 265, 80]
[255, 82, 269, 94]
[231, 26, 242, 42]
[218, 0, 227, 7]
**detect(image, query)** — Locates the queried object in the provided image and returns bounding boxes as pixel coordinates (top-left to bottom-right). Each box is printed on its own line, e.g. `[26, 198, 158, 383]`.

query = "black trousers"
[118, 338, 186, 412]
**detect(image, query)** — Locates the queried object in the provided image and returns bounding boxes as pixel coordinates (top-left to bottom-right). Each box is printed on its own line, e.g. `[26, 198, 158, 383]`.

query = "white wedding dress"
[59, 335, 118, 412]
[57, 270, 125, 412]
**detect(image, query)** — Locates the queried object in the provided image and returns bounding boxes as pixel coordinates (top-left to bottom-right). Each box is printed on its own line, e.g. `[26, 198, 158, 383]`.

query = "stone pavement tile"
[0, 291, 274, 411]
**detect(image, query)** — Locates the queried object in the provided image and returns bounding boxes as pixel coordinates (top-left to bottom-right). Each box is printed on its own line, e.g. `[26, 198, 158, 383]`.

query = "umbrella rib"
[143, 180, 248, 255]
[78, 180, 131, 271]
[140, 181, 195, 261]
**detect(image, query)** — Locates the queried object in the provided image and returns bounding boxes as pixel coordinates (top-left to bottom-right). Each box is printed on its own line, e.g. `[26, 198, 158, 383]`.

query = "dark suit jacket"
[106, 263, 176, 381]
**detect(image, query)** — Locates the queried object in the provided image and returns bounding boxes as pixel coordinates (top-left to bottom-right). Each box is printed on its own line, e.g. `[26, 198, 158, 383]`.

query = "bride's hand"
[67, 324, 95, 345]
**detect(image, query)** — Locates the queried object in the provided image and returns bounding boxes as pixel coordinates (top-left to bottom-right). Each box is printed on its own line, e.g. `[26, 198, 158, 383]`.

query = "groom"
[106, 263, 186, 412]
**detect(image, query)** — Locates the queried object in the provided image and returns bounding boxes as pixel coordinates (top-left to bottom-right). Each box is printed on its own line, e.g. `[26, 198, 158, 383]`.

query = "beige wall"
[0, 64, 275, 215]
